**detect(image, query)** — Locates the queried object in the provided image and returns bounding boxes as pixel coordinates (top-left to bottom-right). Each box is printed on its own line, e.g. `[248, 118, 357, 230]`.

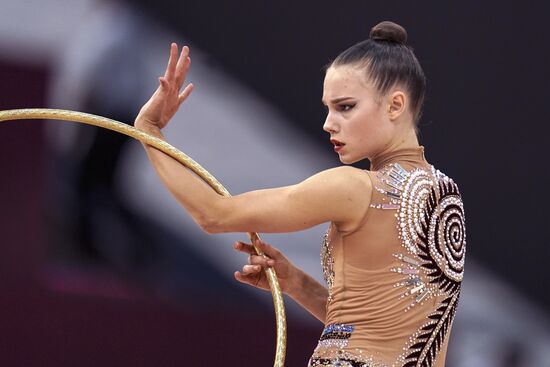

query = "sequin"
[316, 323, 355, 349]
[321, 224, 335, 302]
[309, 341, 389, 367]
[316, 161, 466, 367]
[372, 162, 466, 366]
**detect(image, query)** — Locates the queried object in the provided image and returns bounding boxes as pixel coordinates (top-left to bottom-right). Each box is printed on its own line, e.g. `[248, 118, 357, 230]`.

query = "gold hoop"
[0, 108, 286, 367]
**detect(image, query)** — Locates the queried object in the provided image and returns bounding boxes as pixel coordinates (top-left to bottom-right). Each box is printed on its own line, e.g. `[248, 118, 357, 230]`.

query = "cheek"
[351, 109, 381, 139]
[347, 108, 390, 153]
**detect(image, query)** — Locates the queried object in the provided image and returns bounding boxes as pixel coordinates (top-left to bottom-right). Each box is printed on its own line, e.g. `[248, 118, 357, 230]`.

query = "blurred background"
[1, 0, 549, 366]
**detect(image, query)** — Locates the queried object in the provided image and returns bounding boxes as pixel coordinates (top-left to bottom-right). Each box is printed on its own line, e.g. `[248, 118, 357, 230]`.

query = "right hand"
[233, 239, 297, 295]
[135, 43, 194, 133]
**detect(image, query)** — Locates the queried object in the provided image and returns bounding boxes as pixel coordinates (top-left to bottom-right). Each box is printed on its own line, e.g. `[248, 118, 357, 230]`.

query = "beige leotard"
[309, 146, 466, 367]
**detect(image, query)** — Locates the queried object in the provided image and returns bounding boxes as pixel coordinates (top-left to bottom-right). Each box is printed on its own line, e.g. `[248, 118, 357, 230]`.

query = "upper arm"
[208, 166, 372, 234]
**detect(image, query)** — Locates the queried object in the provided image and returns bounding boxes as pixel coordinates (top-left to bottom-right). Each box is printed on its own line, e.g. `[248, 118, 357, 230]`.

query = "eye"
[339, 104, 355, 112]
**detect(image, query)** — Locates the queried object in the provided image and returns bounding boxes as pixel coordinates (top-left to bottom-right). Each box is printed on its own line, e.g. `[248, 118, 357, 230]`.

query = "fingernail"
[255, 266, 260, 271]
[268, 260, 275, 266]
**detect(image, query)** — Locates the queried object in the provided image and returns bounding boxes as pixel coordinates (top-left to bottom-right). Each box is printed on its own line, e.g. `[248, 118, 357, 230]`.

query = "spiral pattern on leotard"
[397, 170, 434, 256]
[396, 167, 466, 367]
[423, 175, 466, 291]
[401, 169, 466, 295]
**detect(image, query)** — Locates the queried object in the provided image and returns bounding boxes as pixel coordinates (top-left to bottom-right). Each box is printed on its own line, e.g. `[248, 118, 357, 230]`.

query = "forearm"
[287, 268, 328, 323]
[136, 122, 221, 231]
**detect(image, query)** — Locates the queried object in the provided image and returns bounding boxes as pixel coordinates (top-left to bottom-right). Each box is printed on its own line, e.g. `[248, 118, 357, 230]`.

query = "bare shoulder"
[297, 166, 372, 233]
[309, 165, 372, 190]
[290, 165, 373, 206]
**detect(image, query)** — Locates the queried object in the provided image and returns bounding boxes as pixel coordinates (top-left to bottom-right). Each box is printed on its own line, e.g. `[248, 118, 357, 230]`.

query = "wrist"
[135, 118, 164, 139]
[285, 266, 305, 298]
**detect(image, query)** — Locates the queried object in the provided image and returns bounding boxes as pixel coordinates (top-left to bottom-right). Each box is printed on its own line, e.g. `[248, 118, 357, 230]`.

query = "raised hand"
[233, 239, 297, 294]
[135, 43, 194, 132]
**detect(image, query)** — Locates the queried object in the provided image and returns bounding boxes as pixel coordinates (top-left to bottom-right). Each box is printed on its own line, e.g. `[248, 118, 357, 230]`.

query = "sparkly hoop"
[0, 108, 287, 367]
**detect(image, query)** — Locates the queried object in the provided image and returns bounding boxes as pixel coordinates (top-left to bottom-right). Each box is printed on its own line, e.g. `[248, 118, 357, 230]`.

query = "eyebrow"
[322, 96, 355, 105]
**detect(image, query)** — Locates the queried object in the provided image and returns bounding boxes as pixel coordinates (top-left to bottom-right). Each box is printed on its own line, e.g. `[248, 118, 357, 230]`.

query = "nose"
[323, 112, 338, 134]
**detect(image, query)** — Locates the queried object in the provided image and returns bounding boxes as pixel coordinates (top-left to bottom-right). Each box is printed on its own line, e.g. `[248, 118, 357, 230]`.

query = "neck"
[369, 128, 424, 171]
[372, 126, 420, 159]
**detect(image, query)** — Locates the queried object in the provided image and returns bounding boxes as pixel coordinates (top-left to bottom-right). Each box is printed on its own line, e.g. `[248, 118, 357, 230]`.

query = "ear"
[387, 90, 407, 121]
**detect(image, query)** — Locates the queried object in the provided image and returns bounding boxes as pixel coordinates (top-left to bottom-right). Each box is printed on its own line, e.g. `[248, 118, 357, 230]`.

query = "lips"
[330, 138, 345, 152]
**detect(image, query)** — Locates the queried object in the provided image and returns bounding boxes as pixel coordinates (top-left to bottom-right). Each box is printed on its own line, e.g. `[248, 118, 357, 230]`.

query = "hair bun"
[369, 21, 407, 45]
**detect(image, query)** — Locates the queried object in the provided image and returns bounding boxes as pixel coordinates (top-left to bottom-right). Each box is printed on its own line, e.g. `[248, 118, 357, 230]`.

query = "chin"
[339, 155, 359, 165]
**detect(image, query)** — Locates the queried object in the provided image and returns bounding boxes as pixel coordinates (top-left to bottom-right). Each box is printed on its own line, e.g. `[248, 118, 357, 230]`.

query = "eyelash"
[339, 104, 355, 112]
[323, 104, 355, 112]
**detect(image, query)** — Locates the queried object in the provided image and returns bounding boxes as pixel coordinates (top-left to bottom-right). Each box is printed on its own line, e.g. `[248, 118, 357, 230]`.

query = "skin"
[134, 44, 420, 323]
[322, 64, 420, 164]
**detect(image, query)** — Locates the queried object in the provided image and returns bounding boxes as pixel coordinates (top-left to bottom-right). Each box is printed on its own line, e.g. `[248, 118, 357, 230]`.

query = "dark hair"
[331, 21, 426, 123]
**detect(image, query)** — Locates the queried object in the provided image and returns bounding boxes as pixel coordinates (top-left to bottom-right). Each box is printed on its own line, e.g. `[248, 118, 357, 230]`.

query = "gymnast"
[134, 20, 466, 367]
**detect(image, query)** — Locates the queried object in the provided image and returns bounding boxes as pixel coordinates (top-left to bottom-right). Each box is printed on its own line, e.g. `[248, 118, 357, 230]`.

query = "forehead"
[322, 65, 374, 101]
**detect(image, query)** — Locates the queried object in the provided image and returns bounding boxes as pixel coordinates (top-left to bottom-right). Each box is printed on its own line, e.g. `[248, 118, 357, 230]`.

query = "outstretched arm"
[135, 44, 372, 235]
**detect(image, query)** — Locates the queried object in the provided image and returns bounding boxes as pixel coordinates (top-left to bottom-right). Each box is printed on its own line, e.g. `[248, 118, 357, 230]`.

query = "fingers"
[234, 240, 281, 258]
[248, 254, 275, 267]
[164, 43, 178, 81]
[234, 240, 277, 269]
[242, 264, 262, 274]
[158, 76, 169, 91]
[233, 241, 256, 255]
[234, 271, 261, 287]
[175, 46, 191, 87]
[233, 240, 281, 290]
[165, 43, 192, 85]
[178, 83, 194, 106]
[255, 240, 283, 259]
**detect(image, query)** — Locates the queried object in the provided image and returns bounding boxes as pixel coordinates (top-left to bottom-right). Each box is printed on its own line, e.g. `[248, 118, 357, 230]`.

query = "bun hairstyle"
[331, 21, 426, 123]
[369, 21, 407, 44]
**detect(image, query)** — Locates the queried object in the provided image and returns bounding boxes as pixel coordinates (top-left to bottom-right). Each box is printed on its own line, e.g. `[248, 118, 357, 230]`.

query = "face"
[322, 65, 394, 164]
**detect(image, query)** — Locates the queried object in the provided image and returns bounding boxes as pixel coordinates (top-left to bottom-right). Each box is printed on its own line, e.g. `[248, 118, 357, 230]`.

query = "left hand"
[135, 43, 194, 132]
[233, 239, 299, 295]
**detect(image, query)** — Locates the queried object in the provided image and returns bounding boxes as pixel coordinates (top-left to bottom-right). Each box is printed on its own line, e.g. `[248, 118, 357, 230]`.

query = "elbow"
[196, 197, 233, 234]
[198, 215, 224, 234]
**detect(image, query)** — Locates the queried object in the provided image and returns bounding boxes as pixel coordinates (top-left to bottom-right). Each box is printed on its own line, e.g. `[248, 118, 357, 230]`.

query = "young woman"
[135, 21, 466, 367]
